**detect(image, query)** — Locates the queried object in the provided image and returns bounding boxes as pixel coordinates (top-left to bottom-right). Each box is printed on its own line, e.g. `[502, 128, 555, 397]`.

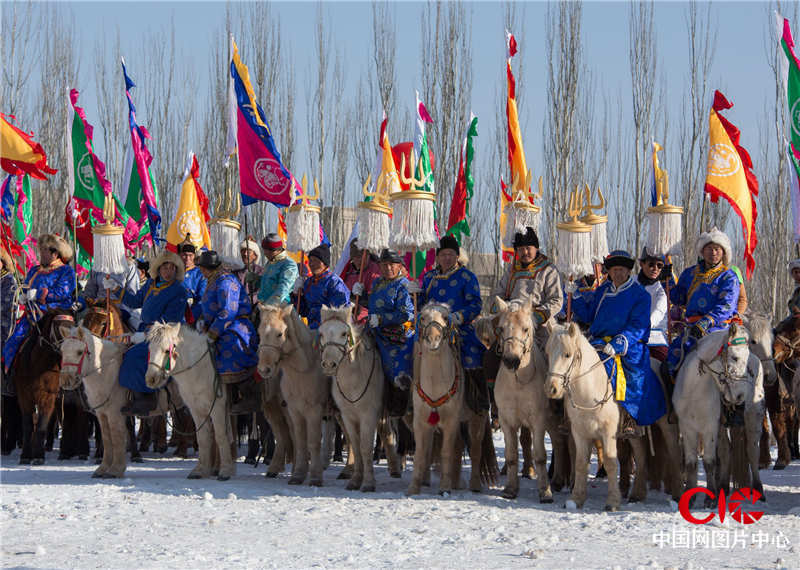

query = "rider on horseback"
[637, 248, 668, 362]
[567, 250, 667, 438]
[2, 234, 75, 375]
[297, 244, 350, 330]
[73, 260, 140, 328]
[257, 233, 298, 306]
[119, 249, 188, 415]
[178, 238, 206, 323]
[234, 236, 264, 304]
[342, 239, 381, 325]
[420, 235, 489, 413]
[194, 251, 261, 414]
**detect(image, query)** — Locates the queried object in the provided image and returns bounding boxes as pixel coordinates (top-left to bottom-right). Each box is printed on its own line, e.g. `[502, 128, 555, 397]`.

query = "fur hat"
[513, 227, 539, 249]
[240, 237, 262, 265]
[604, 250, 635, 270]
[308, 244, 331, 267]
[437, 235, 460, 255]
[149, 249, 185, 282]
[38, 233, 73, 263]
[696, 227, 732, 267]
[261, 233, 284, 251]
[789, 259, 800, 273]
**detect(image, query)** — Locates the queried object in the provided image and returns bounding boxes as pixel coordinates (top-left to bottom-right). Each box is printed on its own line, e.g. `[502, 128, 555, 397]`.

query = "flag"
[1, 174, 38, 270]
[230, 39, 293, 207]
[704, 90, 759, 278]
[413, 91, 435, 194]
[787, 140, 800, 243]
[0, 114, 57, 179]
[650, 141, 662, 207]
[68, 89, 138, 250]
[121, 58, 162, 244]
[166, 153, 211, 250]
[446, 114, 478, 244]
[65, 197, 93, 275]
[119, 146, 161, 244]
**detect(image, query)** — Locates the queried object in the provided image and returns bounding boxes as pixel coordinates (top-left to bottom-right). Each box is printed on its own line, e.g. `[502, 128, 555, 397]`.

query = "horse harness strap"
[415, 368, 459, 409]
[552, 351, 615, 411]
[334, 342, 378, 405]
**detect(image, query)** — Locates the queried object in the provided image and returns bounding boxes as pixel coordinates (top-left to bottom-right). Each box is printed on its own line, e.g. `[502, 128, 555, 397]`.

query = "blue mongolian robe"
[197, 272, 258, 376]
[183, 266, 207, 321]
[119, 278, 187, 393]
[421, 264, 485, 370]
[299, 269, 350, 330]
[571, 276, 666, 426]
[368, 275, 415, 383]
[666, 262, 740, 376]
[2, 263, 75, 370]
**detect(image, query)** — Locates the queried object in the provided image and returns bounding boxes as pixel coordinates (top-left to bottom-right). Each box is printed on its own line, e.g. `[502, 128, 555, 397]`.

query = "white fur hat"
[38, 233, 73, 263]
[240, 238, 261, 265]
[696, 227, 732, 267]
[789, 259, 800, 273]
[149, 249, 185, 282]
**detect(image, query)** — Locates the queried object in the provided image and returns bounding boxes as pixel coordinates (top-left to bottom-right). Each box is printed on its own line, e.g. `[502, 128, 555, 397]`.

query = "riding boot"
[230, 378, 263, 415]
[722, 403, 745, 428]
[617, 406, 644, 439]
[548, 399, 569, 435]
[386, 376, 410, 418]
[1, 368, 15, 397]
[466, 369, 490, 414]
[121, 391, 158, 416]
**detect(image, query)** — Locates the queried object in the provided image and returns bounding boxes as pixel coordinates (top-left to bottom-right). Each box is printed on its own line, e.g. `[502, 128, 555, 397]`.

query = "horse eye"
[523, 328, 530, 334]
[564, 352, 571, 358]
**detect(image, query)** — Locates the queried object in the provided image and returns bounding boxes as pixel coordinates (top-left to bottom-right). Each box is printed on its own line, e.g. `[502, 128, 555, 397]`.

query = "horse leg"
[93, 414, 113, 477]
[19, 411, 34, 464]
[594, 438, 607, 479]
[262, 396, 287, 477]
[601, 432, 621, 512]
[769, 407, 791, 470]
[188, 419, 214, 479]
[627, 436, 649, 503]
[360, 412, 380, 492]
[153, 415, 167, 454]
[32, 390, 57, 464]
[569, 434, 590, 509]
[655, 417, 683, 501]
[758, 413, 771, 469]
[342, 417, 363, 490]
[307, 409, 324, 487]
[378, 417, 403, 478]
[288, 412, 308, 485]
[127, 417, 142, 463]
[745, 408, 766, 501]
[467, 414, 485, 493]
[500, 422, 520, 499]
[617, 440, 632, 498]
[107, 410, 129, 478]
[407, 420, 432, 496]
[213, 402, 236, 481]
[438, 417, 459, 495]
[519, 426, 534, 478]
[700, 425, 721, 506]
[716, 425, 731, 497]
[532, 420, 552, 503]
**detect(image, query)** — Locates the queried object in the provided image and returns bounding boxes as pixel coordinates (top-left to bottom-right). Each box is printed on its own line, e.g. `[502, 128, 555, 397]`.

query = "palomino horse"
[492, 297, 568, 502]
[59, 326, 174, 477]
[13, 308, 75, 464]
[257, 303, 327, 486]
[673, 324, 765, 504]
[545, 323, 621, 511]
[319, 304, 402, 491]
[144, 323, 235, 480]
[407, 302, 488, 496]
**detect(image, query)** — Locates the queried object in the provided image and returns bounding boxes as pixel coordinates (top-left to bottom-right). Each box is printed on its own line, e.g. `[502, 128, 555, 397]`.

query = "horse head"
[698, 325, 752, 407]
[772, 315, 800, 364]
[544, 322, 582, 400]
[144, 322, 181, 390]
[743, 312, 777, 386]
[319, 304, 356, 375]
[493, 296, 534, 371]
[38, 309, 76, 352]
[59, 326, 89, 390]
[257, 303, 294, 381]
[418, 302, 451, 351]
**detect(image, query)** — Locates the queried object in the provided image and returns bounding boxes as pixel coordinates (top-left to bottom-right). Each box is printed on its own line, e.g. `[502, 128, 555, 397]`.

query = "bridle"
[59, 337, 89, 390]
[547, 342, 614, 411]
[698, 335, 754, 405]
[147, 340, 211, 387]
[319, 317, 360, 370]
[774, 332, 800, 364]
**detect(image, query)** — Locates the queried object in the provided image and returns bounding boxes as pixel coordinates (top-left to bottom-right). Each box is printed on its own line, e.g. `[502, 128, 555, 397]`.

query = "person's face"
[641, 258, 664, 280]
[159, 262, 177, 282]
[380, 261, 401, 280]
[241, 248, 257, 265]
[702, 243, 724, 266]
[137, 268, 147, 281]
[180, 251, 195, 269]
[264, 248, 280, 261]
[516, 245, 538, 265]
[437, 249, 458, 272]
[608, 266, 631, 287]
[39, 247, 57, 267]
[308, 256, 326, 276]
[350, 248, 363, 270]
[791, 267, 800, 285]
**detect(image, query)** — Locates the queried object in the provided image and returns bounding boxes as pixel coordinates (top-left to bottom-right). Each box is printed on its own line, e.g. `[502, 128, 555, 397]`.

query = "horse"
[491, 296, 568, 502]
[59, 326, 175, 477]
[770, 314, 800, 467]
[407, 302, 488, 496]
[672, 324, 765, 505]
[12, 308, 76, 464]
[319, 304, 402, 491]
[544, 322, 621, 511]
[144, 322, 235, 480]
[257, 303, 327, 486]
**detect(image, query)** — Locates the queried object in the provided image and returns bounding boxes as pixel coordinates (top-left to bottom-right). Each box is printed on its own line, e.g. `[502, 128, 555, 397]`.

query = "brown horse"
[770, 316, 800, 467]
[12, 308, 75, 464]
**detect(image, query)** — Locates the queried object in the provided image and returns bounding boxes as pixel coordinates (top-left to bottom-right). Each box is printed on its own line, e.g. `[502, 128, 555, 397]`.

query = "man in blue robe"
[179, 240, 206, 324]
[568, 250, 666, 434]
[420, 235, 489, 412]
[298, 244, 350, 330]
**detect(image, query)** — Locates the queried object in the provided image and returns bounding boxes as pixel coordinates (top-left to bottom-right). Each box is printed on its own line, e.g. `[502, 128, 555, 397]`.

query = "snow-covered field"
[2, 431, 799, 569]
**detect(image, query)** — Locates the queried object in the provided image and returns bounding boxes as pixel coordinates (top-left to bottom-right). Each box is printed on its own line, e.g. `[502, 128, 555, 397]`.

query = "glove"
[102, 277, 116, 290]
[406, 281, 422, 294]
[449, 312, 464, 326]
[186, 297, 194, 307]
[207, 330, 219, 342]
[195, 319, 206, 332]
[131, 332, 147, 344]
[689, 324, 704, 340]
[351, 282, 364, 296]
[26, 288, 38, 301]
[564, 282, 578, 295]
[602, 343, 616, 356]
[71, 301, 82, 312]
[293, 277, 305, 294]
[368, 314, 380, 328]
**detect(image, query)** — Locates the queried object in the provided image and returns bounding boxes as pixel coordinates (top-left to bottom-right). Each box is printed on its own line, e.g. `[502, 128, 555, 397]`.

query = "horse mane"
[286, 306, 313, 349]
[321, 303, 352, 324]
[146, 321, 181, 348]
[421, 301, 451, 319]
[743, 312, 772, 342]
[694, 328, 731, 362]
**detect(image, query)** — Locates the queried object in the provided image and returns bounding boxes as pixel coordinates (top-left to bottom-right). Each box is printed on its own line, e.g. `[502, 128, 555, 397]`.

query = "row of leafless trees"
[2, 1, 798, 317]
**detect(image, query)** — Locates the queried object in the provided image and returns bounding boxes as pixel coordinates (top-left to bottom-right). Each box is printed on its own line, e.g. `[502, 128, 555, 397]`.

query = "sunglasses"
[645, 261, 664, 269]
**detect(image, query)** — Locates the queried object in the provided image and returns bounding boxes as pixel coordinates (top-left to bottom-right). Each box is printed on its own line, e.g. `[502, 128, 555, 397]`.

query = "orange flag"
[704, 90, 759, 278]
[166, 153, 211, 249]
[1, 114, 57, 179]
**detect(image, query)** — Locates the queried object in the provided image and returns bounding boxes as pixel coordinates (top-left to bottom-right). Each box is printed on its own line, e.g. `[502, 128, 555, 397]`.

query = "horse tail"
[479, 415, 499, 486]
[729, 426, 751, 490]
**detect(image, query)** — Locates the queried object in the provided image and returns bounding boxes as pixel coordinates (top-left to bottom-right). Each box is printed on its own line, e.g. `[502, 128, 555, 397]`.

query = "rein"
[59, 334, 121, 413]
[697, 337, 754, 404]
[549, 348, 614, 411]
[320, 317, 376, 404]
[334, 341, 378, 405]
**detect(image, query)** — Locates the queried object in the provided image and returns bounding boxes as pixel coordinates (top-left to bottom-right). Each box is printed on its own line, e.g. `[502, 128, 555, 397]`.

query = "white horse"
[319, 304, 402, 491]
[144, 323, 235, 481]
[492, 297, 567, 502]
[673, 324, 765, 504]
[407, 302, 487, 496]
[257, 303, 328, 486]
[545, 323, 621, 511]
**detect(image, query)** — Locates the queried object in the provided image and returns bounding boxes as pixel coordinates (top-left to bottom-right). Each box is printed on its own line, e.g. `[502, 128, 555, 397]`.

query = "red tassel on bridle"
[427, 410, 440, 425]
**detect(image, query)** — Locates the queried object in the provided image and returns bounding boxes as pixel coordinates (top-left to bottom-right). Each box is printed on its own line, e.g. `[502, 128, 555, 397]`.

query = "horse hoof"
[91, 471, 105, 478]
[288, 477, 304, 485]
[217, 475, 230, 481]
[345, 481, 360, 491]
[390, 471, 402, 479]
[540, 495, 554, 504]
[773, 462, 786, 471]
[604, 504, 619, 512]
[131, 456, 144, 464]
[95, 457, 102, 465]
[19, 457, 31, 465]
[187, 472, 203, 480]
[501, 488, 518, 500]
[243, 457, 256, 465]
[100, 472, 119, 479]
[406, 485, 420, 496]
[31, 458, 44, 466]
[265, 472, 278, 478]
[361, 484, 376, 493]
[78, 455, 88, 461]
[337, 471, 352, 480]
[628, 495, 644, 504]
[309, 480, 323, 487]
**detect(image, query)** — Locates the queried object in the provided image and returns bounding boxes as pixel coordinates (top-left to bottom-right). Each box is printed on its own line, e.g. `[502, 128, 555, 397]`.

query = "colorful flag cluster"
[704, 90, 759, 278]
[1, 174, 37, 271]
[446, 114, 478, 244]
[777, 13, 800, 243]
[166, 153, 211, 250]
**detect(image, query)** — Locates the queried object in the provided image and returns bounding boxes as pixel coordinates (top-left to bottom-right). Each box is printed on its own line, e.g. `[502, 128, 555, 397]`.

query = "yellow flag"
[166, 153, 211, 249]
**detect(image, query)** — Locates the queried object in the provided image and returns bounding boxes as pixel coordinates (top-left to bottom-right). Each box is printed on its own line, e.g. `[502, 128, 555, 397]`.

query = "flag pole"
[352, 250, 368, 319]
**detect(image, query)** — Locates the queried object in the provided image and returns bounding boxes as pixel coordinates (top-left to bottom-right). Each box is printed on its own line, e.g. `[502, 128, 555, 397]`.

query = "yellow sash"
[602, 336, 626, 401]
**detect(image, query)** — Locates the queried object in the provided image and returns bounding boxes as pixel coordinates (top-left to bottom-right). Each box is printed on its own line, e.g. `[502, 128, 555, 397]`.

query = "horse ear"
[568, 322, 579, 338]
[321, 305, 332, 322]
[494, 296, 508, 314]
[280, 304, 293, 318]
[77, 327, 84, 340]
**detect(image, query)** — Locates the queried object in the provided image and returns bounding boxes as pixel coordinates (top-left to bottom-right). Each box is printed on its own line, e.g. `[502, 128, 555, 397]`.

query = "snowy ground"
[2, 431, 799, 570]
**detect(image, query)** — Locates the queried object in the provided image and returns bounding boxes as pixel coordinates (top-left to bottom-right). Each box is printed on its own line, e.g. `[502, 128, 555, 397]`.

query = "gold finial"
[580, 184, 608, 225]
[358, 173, 393, 215]
[390, 151, 436, 203]
[288, 173, 321, 213]
[648, 142, 684, 214]
[93, 194, 124, 235]
[556, 186, 592, 232]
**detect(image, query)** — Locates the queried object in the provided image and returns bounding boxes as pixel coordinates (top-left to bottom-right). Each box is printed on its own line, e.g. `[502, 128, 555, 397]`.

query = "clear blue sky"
[50, 2, 782, 201]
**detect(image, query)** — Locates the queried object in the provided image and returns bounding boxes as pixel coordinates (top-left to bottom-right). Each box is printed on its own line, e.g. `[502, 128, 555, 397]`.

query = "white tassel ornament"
[502, 203, 541, 249]
[92, 195, 127, 275]
[388, 192, 438, 253]
[210, 220, 243, 270]
[357, 205, 391, 255]
[646, 207, 683, 257]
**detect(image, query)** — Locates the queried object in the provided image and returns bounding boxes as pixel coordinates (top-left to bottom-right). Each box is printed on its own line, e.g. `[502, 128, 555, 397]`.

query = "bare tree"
[1, 2, 42, 118]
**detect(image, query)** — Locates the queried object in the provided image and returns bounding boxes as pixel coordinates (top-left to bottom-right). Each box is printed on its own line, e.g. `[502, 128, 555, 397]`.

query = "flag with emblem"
[0, 114, 57, 180]
[704, 90, 759, 278]
[0, 174, 37, 270]
[446, 114, 478, 244]
[777, 12, 800, 152]
[231, 39, 293, 207]
[786, 141, 800, 243]
[166, 152, 211, 250]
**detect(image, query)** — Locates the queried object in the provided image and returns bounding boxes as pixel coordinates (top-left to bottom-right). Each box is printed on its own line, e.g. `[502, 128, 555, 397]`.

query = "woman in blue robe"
[420, 235, 489, 411]
[119, 250, 187, 415]
[569, 250, 666, 431]
[367, 249, 415, 391]
[2, 234, 75, 373]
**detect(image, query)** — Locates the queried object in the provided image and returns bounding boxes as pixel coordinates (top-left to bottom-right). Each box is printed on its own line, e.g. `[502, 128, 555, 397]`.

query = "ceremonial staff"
[580, 184, 609, 288]
[501, 169, 542, 251]
[285, 174, 321, 311]
[92, 195, 127, 337]
[555, 187, 593, 321]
